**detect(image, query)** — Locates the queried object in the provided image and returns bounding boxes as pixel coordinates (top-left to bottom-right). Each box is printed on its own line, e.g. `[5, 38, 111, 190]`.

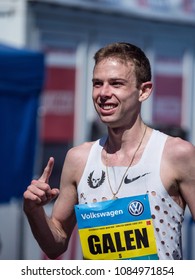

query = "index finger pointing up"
[39, 157, 54, 183]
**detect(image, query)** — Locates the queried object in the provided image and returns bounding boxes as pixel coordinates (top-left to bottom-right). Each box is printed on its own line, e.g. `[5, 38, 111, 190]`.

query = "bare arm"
[23, 143, 92, 259]
[23, 157, 66, 259]
[162, 137, 195, 220]
[176, 139, 195, 220]
[23, 151, 78, 259]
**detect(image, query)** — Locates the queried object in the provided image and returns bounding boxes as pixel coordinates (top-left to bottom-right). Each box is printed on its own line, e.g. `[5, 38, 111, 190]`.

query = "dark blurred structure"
[0, 43, 44, 203]
[40, 143, 71, 187]
[152, 124, 188, 140]
[90, 118, 107, 141]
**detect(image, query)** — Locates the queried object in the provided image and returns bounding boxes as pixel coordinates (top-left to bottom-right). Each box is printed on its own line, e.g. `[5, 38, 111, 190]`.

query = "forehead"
[93, 57, 135, 78]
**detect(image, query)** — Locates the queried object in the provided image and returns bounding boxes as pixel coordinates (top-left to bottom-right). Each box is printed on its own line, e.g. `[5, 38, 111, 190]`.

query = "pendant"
[112, 195, 118, 200]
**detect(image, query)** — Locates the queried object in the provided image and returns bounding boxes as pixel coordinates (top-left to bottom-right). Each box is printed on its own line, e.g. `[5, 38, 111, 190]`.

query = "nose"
[99, 83, 111, 98]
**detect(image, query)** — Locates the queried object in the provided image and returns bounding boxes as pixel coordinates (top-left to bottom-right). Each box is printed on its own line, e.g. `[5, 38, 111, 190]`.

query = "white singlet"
[77, 129, 184, 259]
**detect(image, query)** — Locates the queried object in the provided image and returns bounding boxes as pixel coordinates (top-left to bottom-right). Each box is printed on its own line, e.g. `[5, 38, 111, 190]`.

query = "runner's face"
[92, 58, 141, 128]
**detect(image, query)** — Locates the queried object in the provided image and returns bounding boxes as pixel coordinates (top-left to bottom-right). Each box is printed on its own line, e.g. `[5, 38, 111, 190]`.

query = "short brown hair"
[94, 42, 151, 87]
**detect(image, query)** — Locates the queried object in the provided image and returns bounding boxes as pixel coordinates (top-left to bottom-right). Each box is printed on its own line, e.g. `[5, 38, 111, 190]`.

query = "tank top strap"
[141, 129, 168, 170]
[86, 135, 106, 164]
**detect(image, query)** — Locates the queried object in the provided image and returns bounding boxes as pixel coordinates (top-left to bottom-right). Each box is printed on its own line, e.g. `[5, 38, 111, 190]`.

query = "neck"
[106, 119, 146, 153]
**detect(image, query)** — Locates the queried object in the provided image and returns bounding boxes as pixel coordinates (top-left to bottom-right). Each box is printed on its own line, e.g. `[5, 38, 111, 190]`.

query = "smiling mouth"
[99, 104, 117, 110]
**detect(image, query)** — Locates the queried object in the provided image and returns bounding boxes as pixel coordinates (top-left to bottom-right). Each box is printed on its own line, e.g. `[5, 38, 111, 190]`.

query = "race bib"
[75, 195, 158, 260]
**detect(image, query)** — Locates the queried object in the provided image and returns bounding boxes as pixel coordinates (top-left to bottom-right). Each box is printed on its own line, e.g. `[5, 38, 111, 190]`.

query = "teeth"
[101, 104, 115, 109]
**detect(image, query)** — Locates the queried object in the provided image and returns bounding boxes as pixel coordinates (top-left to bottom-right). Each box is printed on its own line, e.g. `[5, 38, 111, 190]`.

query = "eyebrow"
[92, 78, 127, 82]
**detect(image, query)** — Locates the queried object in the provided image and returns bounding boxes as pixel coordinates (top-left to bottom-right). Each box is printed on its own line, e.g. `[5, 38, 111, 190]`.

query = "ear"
[138, 82, 153, 102]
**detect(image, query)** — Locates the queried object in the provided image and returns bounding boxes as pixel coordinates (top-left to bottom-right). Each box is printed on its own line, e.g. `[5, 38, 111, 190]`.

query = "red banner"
[40, 51, 76, 142]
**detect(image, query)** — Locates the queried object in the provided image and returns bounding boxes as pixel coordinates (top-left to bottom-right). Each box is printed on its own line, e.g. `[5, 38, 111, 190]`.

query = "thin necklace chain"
[105, 125, 147, 200]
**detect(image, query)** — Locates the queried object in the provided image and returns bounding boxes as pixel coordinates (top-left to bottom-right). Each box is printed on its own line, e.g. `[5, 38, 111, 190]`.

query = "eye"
[111, 81, 123, 87]
[92, 80, 102, 88]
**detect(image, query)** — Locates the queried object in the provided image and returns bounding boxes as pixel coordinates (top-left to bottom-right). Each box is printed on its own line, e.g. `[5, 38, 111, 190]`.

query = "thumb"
[39, 157, 54, 184]
[46, 188, 60, 201]
[51, 188, 60, 198]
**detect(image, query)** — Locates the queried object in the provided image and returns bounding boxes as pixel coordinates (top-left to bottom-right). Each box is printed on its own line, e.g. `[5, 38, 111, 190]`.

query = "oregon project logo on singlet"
[87, 170, 105, 188]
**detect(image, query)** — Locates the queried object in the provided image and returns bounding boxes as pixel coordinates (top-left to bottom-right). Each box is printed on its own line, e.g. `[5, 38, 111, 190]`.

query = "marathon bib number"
[75, 195, 158, 260]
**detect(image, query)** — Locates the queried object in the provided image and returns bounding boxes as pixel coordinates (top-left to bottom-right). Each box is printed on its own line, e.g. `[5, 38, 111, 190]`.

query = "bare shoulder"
[165, 136, 195, 161]
[61, 141, 95, 185]
[163, 136, 195, 182]
[66, 141, 95, 165]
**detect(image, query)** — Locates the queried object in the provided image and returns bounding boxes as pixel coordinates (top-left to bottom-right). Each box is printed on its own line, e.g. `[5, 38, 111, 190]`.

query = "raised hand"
[23, 157, 60, 212]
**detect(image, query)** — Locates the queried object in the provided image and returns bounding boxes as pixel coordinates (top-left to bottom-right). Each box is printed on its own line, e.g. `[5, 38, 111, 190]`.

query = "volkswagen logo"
[128, 200, 144, 216]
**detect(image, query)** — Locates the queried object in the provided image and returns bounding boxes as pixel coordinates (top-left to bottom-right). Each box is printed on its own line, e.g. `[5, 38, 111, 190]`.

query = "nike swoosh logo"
[124, 172, 150, 184]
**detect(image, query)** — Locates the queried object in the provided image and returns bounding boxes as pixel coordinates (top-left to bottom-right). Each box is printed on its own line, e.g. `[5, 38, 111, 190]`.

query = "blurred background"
[0, 0, 195, 260]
